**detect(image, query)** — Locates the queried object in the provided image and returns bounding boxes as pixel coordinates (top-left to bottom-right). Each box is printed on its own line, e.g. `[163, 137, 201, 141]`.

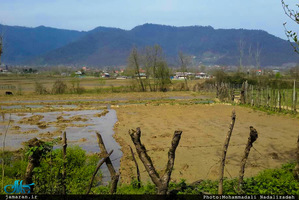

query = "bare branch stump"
[129, 127, 183, 194]
[86, 150, 113, 194]
[129, 145, 141, 188]
[96, 132, 119, 194]
[218, 109, 236, 195]
[237, 126, 258, 193]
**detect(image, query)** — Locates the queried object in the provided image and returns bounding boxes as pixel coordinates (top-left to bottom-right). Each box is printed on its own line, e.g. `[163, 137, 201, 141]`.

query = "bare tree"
[178, 52, 191, 90]
[128, 47, 146, 92]
[0, 35, 3, 65]
[129, 127, 182, 194]
[239, 39, 245, 71]
[143, 45, 163, 91]
[254, 43, 262, 70]
[247, 43, 253, 67]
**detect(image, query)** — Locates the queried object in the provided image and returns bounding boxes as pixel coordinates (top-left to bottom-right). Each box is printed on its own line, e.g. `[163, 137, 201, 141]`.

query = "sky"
[0, 0, 298, 40]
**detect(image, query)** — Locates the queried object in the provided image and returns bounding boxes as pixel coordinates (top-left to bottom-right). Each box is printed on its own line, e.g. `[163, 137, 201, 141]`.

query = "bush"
[35, 82, 48, 95]
[33, 146, 100, 194]
[52, 80, 67, 94]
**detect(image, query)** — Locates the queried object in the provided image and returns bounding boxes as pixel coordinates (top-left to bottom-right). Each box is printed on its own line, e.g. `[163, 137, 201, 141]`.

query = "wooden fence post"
[278, 91, 282, 112]
[62, 131, 67, 195]
[251, 85, 254, 106]
[218, 110, 236, 195]
[267, 87, 270, 107]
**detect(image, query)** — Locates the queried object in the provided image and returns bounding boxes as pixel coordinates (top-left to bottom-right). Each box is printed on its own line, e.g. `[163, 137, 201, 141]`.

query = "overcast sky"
[0, 0, 298, 39]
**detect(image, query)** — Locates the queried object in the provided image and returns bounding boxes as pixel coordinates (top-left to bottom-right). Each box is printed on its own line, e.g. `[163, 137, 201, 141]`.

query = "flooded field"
[0, 108, 122, 184]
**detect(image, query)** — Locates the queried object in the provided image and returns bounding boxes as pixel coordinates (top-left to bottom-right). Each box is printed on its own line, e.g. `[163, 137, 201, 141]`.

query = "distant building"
[273, 69, 280, 74]
[102, 72, 110, 78]
[195, 72, 210, 79]
[174, 72, 194, 80]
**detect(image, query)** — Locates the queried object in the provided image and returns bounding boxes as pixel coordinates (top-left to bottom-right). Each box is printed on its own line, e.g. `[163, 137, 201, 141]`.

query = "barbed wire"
[143, 143, 245, 152]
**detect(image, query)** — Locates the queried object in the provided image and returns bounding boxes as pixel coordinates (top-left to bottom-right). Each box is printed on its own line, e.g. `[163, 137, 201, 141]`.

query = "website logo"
[4, 180, 34, 194]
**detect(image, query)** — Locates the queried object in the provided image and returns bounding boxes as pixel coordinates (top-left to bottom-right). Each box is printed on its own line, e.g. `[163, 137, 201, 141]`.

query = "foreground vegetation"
[0, 145, 298, 195]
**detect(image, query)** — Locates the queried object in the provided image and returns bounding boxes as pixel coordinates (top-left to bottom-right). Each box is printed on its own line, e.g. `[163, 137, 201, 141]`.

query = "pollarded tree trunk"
[129, 127, 182, 194]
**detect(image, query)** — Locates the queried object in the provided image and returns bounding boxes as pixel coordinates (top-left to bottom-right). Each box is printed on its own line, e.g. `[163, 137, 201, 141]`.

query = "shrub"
[52, 80, 67, 94]
[33, 146, 100, 194]
[35, 82, 48, 95]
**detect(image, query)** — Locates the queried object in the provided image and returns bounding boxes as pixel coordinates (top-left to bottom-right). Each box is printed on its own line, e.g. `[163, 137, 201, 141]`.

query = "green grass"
[1, 146, 298, 195]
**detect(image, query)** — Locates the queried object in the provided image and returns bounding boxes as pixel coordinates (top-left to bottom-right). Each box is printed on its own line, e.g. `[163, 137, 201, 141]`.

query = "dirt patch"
[56, 116, 71, 123]
[37, 121, 47, 129]
[21, 129, 39, 134]
[78, 138, 87, 142]
[39, 130, 63, 138]
[12, 126, 21, 130]
[69, 115, 88, 122]
[19, 115, 44, 125]
[114, 104, 299, 184]
[94, 110, 109, 118]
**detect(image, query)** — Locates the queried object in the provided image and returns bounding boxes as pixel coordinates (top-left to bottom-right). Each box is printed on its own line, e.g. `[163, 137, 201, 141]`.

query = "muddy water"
[0, 109, 121, 184]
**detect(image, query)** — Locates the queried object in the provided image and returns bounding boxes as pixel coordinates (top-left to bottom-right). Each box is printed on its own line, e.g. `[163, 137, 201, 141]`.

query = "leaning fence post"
[129, 145, 141, 188]
[86, 150, 113, 194]
[96, 132, 119, 194]
[267, 87, 269, 107]
[218, 110, 236, 195]
[251, 85, 254, 106]
[237, 126, 258, 193]
[62, 131, 67, 195]
[278, 91, 281, 112]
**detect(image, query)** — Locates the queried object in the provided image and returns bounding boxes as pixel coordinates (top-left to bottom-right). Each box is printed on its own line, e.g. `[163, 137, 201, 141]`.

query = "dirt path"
[114, 104, 298, 184]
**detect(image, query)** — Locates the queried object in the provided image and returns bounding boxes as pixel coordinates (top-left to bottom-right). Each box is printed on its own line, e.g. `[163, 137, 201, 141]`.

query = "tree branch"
[86, 150, 113, 194]
[129, 128, 162, 188]
[218, 109, 236, 195]
[95, 132, 119, 194]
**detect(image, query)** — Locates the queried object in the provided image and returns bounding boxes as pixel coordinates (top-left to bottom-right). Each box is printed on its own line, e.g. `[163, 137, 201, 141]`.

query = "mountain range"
[0, 23, 298, 67]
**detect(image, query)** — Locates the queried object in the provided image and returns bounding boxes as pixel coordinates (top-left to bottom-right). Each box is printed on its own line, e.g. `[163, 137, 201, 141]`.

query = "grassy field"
[0, 74, 206, 95]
